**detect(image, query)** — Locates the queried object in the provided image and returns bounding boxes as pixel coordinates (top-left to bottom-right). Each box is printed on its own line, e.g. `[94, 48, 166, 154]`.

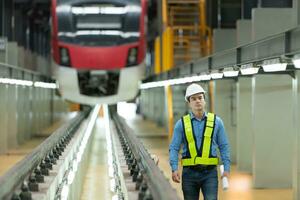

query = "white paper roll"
[219, 165, 229, 190]
[222, 176, 229, 190]
[220, 165, 224, 175]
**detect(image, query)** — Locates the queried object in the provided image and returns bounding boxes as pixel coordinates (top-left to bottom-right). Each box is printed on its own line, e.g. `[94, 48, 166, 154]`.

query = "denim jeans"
[182, 167, 218, 200]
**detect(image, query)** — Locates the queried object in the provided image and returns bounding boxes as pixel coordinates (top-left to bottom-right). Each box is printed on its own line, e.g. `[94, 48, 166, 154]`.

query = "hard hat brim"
[185, 92, 205, 102]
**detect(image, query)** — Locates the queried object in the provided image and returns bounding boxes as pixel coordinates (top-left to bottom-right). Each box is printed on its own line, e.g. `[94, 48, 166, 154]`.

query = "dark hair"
[187, 93, 205, 102]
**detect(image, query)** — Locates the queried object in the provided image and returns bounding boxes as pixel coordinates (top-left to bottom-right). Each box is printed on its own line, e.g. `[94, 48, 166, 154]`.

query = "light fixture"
[292, 54, 300, 69]
[210, 70, 223, 79]
[140, 71, 216, 89]
[199, 73, 211, 81]
[71, 5, 141, 15]
[34, 82, 58, 89]
[240, 63, 259, 75]
[169, 77, 191, 85]
[0, 78, 33, 86]
[262, 58, 287, 72]
[140, 74, 203, 89]
[223, 67, 239, 77]
[140, 80, 165, 89]
[189, 75, 202, 82]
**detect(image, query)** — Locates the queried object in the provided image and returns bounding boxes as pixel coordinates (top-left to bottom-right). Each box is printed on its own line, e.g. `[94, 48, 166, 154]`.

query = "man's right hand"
[172, 170, 181, 183]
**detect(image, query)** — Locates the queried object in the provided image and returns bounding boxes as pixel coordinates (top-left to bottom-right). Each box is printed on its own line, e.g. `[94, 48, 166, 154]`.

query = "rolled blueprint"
[219, 165, 229, 190]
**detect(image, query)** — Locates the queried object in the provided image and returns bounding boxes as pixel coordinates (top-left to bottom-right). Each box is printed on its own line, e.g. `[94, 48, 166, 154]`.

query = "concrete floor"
[0, 119, 65, 176]
[80, 118, 113, 200]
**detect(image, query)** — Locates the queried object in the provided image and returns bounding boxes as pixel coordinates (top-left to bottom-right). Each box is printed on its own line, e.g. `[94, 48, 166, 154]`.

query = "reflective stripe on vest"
[181, 112, 219, 166]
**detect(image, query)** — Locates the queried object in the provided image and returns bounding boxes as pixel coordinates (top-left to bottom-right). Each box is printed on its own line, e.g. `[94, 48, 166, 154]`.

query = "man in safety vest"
[169, 83, 230, 200]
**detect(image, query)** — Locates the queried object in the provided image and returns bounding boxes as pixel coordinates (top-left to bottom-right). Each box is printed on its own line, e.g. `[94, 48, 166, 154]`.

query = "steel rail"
[0, 110, 89, 199]
[112, 113, 180, 200]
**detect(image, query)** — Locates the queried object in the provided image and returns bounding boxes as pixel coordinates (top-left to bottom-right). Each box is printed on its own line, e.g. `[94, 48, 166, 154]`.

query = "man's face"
[188, 93, 206, 112]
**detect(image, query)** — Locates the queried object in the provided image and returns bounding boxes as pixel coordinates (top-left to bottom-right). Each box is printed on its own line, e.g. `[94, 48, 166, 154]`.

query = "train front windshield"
[56, 1, 141, 46]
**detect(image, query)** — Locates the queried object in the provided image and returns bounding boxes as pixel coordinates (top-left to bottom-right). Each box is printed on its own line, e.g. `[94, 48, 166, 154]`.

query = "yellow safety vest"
[181, 112, 219, 166]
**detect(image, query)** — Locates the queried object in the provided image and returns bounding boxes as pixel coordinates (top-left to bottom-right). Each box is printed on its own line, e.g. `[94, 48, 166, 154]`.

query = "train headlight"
[127, 47, 138, 66]
[60, 47, 71, 66]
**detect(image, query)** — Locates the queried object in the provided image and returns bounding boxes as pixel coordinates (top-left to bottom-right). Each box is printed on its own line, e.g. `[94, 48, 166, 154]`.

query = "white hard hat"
[185, 83, 206, 102]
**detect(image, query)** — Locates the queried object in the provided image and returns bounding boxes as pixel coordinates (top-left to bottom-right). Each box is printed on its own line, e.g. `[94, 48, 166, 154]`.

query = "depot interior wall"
[7, 42, 18, 66]
[213, 29, 236, 53]
[214, 79, 237, 164]
[236, 77, 253, 173]
[253, 74, 293, 188]
[172, 84, 188, 125]
[252, 8, 295, 41]
[0, 84, 8, 154]
[0, 37, 7, 63]
[236, 20, 252, 46]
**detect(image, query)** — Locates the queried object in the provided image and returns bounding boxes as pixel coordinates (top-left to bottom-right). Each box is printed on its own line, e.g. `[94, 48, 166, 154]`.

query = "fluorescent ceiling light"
[240, 68, 259, 75]
[199, 73, 211, 81]
[210, 71, 223, 79]
[0, 78, 33, 86]
[56, 5, 71, 13]
[140, 80, 165, 89]
[292, 54, 300, 69]
[262, 63, 287, 72]
[140, 72, 216, 89]
[76, 22, 121, 29]
[34, 82, 57, 89]
[223, 67, 239, 77]
[140, 74, 206, 89]
[71, 5, 141, 15]
[58, 31, 139, 38]
[262, 58, 287, 72]
[293, 59, 300, 69]
[240, 63, 259, 75]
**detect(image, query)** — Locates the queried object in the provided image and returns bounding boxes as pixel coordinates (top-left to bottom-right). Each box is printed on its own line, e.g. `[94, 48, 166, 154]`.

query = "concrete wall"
[140, 87, 167, 127]
[7, 79, 19, 148]
[214, 79, 237, 164]
[213, 29, 236, 53]
[17, 46, 25, 68]
[0, 37, 51, 76]
[7, 42, 18, 66]
[236, 20, 252, 46]
[0, 37, 7, 63]
[37, 55, 51, 76]
[294, 0, 300, 26]
[236, 77, 253, 173]
[154, 87, 165, 126]
[0, 84, 8, 154]
[0, 69, 68, 154]
[24, 49, 34, 71]
[172, 84, 188, 125]
[252, 8, 295, 41]
[253, 74, 293, 188]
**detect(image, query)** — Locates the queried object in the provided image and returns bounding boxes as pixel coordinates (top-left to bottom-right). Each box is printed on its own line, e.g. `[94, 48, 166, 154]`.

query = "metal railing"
[145, 25, 300, 83]
[0, 61, 53, 83]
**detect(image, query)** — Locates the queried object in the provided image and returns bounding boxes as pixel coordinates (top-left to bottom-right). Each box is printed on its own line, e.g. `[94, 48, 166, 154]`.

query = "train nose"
[77, 70, 120, 97]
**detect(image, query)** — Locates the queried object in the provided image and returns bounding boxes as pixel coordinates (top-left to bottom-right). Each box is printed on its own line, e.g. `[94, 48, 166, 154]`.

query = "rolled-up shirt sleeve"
[216, 117, 231, 172]
[169, 120, 183, 172]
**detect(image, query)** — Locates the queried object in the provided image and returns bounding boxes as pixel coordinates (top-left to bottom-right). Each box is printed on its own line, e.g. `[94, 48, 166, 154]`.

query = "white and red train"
[51, 0, 147, 105]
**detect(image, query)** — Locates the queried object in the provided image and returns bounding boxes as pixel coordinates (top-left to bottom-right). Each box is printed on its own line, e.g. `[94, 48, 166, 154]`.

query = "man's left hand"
[221, 171, 229, 179]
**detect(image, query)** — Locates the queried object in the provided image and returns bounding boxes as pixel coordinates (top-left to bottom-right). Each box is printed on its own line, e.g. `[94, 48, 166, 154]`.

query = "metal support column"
[293, 71, 300, 200]
[157, 0, 163, 73]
